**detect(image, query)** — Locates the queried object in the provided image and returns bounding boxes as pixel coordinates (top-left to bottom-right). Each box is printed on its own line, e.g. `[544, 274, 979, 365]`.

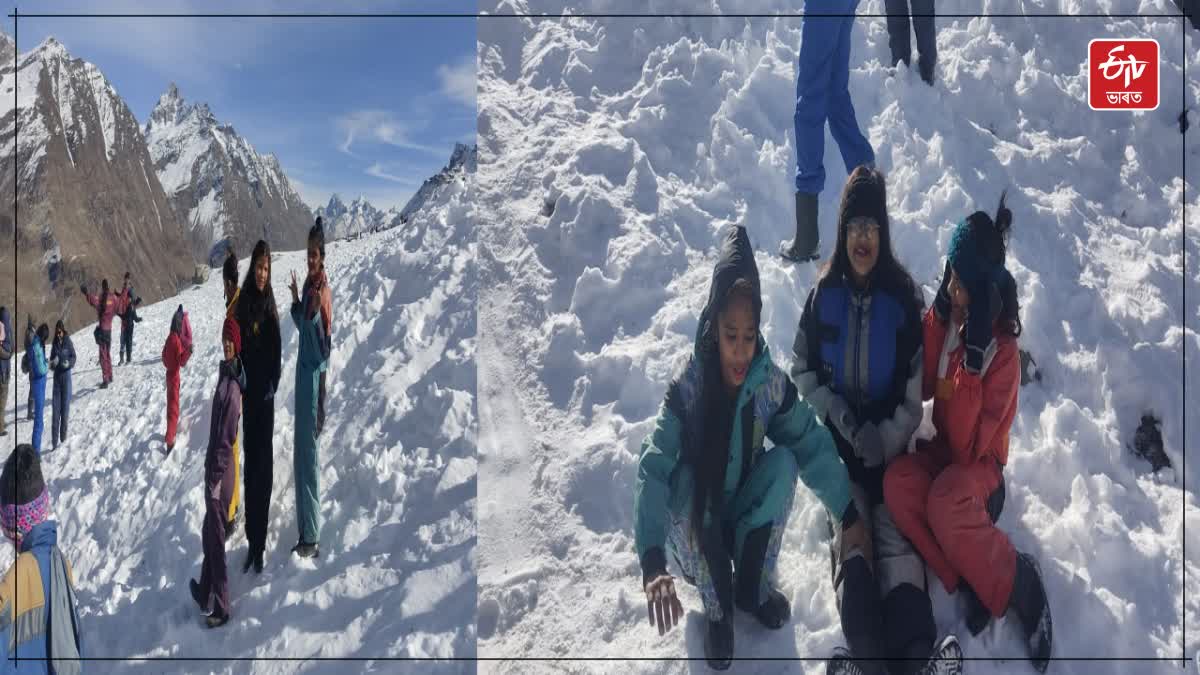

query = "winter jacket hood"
[0, 520, 83, 675]
[695, 226, 763, 360]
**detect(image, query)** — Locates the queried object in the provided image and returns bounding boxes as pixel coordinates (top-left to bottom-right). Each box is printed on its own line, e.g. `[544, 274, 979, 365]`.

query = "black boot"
[961, 583, 991, 636]
[254, 548, 265, 574]
[188, 578, 207, 611]
[1009, 553, 1052, 673]
[292, 541, 319, 559]
[242, 549, 254, 574]
[701, 526, 735, 670]
[780, 192, 820, 262]
[735, 523, 790, 629]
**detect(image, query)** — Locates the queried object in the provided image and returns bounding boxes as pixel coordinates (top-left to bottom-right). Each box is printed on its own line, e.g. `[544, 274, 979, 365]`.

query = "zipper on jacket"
[853, 299, 864, 419]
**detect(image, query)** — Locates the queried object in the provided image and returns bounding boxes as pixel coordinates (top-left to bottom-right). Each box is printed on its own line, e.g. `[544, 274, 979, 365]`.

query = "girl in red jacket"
[882, 195, 1051, 671]
[162, 305, 193, 454]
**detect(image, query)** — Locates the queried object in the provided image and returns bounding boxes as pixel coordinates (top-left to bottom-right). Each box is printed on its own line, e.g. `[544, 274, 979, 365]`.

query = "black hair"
[688, 277, 760, 541]
[238, 239, 278, 326]
[821, 166, 922, 313]
[308, 218, 326, 261]
[991, 191, 1021, 337]
[223, 250, 239, 285]
[36, 323, 49, 343]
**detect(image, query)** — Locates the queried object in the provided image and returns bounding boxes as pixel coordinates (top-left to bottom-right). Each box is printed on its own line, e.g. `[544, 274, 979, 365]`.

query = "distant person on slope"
[236, 240, 282, 575]
[790, 167, 960, 675]
[162, 305, 194, 455]
[29, 323, 50, 454]
[288, 220, 332, 559]
[0, 306, 12, 437]
[81, 278, 130, 388]
[884, 0, 937, 85]
[633, 225, 860, 670]
[22, 315, 35, 420]
[0, 444, 84, 669]
[117, 271, 143, 366]
[883, 196, 1052, 672]
[222, 252, 244, 541]
[189, 316, 245, 629]
[49, 320, 76, 452]
[781, 0, 876, 264]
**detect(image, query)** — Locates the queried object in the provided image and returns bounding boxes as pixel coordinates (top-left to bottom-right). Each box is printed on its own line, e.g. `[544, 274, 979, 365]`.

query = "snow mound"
[477, 1, 1197, 672]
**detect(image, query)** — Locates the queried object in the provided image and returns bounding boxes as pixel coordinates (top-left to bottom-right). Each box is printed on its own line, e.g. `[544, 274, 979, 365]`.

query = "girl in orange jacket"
[882, 195, 1052, 672]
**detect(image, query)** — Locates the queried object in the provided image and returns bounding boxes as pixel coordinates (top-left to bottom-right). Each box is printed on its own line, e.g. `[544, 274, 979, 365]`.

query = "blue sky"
[7, 0, 477, 211]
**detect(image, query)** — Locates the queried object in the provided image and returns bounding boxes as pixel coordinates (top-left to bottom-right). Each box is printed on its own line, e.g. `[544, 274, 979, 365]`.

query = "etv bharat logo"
[1089, 39, 1159, 111]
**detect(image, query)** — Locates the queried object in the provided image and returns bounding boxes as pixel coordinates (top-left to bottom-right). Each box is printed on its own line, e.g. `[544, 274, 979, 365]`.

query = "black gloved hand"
[963, 280, 1002, 374]
[933, 259, 953, 323]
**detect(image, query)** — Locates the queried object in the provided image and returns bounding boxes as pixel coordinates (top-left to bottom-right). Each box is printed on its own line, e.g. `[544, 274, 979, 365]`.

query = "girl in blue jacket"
[29, 324, 49, 454]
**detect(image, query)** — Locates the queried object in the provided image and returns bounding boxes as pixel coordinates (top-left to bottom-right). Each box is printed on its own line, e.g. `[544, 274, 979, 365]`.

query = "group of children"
[186, 218, 332, 628]
[634, 167, 1052, 675]
[0, 217, 334, 667]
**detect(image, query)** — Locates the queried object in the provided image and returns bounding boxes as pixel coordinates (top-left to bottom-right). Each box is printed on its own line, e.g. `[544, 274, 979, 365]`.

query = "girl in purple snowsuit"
[189, 316, 244, 628]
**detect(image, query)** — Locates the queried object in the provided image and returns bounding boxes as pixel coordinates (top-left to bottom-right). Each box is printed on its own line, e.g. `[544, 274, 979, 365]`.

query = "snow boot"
[188, 578, 207, 612]
[254, 549, 265, 574]
[914, 635, 964, 675]
[701, 525, 736, 670]
[703, 615, 734, 671]
[780, 192, 820, 263]
[825, 647, 867, 675]
[292, 541, 319, 559]
[734, 522, 790, 629]
[961, 584, 991, 636]
[242, 549, 254, 574]
[1009, 553, 1052, 672]
[206, 611, 229, 629]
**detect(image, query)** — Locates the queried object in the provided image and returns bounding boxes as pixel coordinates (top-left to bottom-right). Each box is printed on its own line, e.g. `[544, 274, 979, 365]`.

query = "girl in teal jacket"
[288, 220, 332, 559]
[634, 226, 861, 670]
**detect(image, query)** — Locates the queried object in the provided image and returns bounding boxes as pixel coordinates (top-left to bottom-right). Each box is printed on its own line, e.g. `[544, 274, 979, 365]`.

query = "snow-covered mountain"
[314, 193, 396, 241]
[313, 142, 477, 241]
[399, 142, 477, 224]
[0, 32, 193, 334]
[145, 83, 312, 266]
[5, 151, 478, 667]
[476, 2, 1197, 672]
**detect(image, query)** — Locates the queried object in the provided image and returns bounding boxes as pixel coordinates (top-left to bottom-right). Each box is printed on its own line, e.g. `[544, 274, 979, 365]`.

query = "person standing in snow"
[189, 317, 245, 629]
[23, 315, 35, 420]
[0, 307, 12, 437]
[29, 324, 50, 455]
[884, 0, 937, 85]
[634, 225, 861, 670]
[883, 195, 1052, 672]
[781, 0, 876, 264]
[790, 167, 960, 675]
[81, 278, 130, 388]
[314, 217, 330, 439]
[288, 220, 332, 559]
[49, 320, 76, 452]
[222, 252, 244, 541]
[0, 444, 84, 670]
[236, 240, 282, 574]
[117, 272, 143, 366]
[162, 305, 193, 455]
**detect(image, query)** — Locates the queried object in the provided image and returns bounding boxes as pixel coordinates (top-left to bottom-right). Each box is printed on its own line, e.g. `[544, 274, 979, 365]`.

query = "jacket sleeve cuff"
[640, 547, 668, 588]
[840, 500, 859, 530]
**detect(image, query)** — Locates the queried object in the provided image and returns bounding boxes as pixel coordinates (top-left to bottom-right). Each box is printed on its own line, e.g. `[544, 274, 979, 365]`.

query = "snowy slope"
[400, 144, 479, 224]
[476, 1, 1198, 672]
[3, 175, 478, 670]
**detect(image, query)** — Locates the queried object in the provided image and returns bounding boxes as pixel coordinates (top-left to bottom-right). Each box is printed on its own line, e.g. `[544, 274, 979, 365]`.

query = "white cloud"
[365, 162, 419, 187]
[437, 55, 475, 108]
[336, 109, 444, 156]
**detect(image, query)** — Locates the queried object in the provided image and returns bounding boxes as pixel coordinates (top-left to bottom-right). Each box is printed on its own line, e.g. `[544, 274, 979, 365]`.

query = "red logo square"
[1089, 39, 1159, 111]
